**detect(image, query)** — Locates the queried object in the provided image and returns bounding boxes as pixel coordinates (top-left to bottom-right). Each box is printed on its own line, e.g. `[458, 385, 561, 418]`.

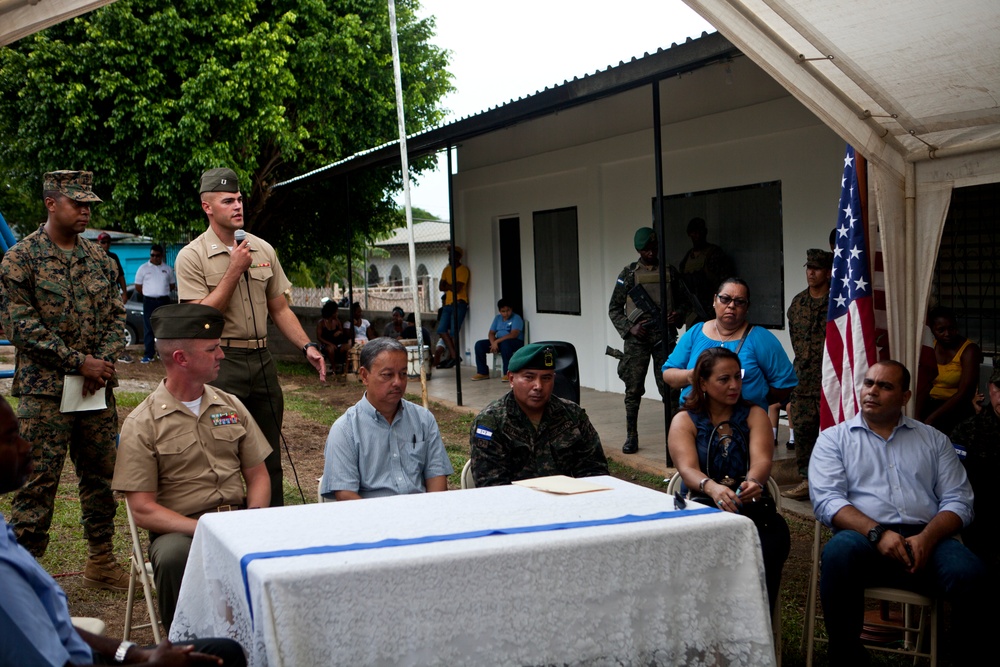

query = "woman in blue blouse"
[662, 277, 796, 410]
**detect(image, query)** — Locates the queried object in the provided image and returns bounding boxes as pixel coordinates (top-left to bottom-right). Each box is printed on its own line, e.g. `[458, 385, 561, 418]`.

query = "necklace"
[714, 320, 741, 345]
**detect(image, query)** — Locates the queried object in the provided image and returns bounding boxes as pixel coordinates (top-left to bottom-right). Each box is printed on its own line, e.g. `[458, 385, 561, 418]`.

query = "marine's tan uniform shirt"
[113, 381, 271, 517]
[174, 228, 291, 340]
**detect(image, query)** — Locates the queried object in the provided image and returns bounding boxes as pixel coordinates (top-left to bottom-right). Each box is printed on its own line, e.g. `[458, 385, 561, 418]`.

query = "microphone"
[234, 229, 250, 282]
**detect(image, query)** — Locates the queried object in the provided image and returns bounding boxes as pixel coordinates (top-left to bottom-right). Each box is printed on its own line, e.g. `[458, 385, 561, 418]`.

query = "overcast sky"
[395, 0, 715, 219]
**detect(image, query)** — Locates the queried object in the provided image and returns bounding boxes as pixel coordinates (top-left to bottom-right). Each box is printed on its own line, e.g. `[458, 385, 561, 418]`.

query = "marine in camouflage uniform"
[470, 344, 608, 486]
[0, 171, 128, 589]
[782, 248, 832, 500]
[608, 227, 685, 454]
[951, 366, 1000, 573]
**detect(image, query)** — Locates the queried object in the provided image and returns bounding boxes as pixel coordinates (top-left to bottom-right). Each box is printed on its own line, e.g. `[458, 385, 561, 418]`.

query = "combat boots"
[82, 544, 130, 591]
[621, 436, 638, 454]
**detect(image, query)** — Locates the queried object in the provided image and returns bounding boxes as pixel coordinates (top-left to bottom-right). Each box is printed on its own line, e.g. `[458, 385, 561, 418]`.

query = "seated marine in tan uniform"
[112, 303, 271, 633]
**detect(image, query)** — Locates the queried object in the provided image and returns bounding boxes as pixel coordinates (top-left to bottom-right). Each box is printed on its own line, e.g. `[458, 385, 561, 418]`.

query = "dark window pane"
[533, 207, 581, 315]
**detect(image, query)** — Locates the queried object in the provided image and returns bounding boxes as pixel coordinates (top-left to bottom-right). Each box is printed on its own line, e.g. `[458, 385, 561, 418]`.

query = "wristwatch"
[867, 524, 887, 545]
[302, 342, 320, 357]
[115, 640, 137, 663]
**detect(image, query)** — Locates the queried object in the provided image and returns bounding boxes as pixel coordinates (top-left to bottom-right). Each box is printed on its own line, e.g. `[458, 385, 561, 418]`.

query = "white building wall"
[453, 90, 845, 398]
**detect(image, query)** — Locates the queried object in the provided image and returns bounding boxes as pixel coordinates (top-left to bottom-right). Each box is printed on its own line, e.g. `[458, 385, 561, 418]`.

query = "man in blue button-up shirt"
[809, 360, 985, 664]
[321, 338, 453, 500]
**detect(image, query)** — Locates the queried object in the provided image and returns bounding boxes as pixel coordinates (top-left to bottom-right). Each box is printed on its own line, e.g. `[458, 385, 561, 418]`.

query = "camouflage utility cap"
[43, 171, 102, 203]
[634, 227, 655, 251]
[508, 344, 557, 373]
[805, 248, 834, 270]
[200, 168, 240, 194]
[151, 303, 224, 339]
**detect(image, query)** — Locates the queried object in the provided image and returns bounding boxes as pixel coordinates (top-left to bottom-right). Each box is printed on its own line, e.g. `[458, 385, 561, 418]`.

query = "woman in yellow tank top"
[919, 306, 982, 435]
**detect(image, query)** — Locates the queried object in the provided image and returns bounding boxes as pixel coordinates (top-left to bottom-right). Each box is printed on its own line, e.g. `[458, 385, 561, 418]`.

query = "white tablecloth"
[170, 476, 774, 666]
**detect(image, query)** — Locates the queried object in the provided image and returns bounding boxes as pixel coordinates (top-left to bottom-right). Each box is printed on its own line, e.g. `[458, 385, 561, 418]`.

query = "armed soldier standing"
[608, 227, 685, 454]
[782, 248, 832, 500]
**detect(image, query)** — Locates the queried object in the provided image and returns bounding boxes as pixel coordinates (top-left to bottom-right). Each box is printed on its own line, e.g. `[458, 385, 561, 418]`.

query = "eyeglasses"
[716, 294, 749, 308]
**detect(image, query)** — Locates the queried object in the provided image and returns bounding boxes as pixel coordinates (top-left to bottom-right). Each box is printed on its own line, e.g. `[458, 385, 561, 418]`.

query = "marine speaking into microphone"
[175, 167, 327, 507]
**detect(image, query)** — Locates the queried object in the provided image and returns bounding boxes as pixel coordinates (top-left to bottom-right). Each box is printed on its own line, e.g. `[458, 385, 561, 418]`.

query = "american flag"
[820, 145, 878, 429]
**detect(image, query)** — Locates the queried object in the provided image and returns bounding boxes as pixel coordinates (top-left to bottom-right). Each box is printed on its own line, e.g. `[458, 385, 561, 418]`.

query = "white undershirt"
[182, 397, 202, 416]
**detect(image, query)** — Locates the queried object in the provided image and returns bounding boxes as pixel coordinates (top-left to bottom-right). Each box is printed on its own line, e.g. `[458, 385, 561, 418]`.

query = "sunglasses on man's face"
[716, 294, 749, 308]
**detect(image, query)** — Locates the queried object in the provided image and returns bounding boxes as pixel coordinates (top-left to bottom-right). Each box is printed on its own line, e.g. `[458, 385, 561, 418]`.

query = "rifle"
[626, 283, 662, 326]
[677, 273, 710, 323]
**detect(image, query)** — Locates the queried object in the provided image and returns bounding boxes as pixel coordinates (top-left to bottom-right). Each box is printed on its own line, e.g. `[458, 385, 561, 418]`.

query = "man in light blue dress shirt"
[809, 360, 985, 665]
[321, 337, 453, 500]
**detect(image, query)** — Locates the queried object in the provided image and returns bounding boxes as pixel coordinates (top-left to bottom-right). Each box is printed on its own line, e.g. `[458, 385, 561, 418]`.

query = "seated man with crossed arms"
[113, 303, 271, 633]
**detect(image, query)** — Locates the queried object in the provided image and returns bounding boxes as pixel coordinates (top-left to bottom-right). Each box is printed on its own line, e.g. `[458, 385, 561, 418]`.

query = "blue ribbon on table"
[239, 507, 717, 622]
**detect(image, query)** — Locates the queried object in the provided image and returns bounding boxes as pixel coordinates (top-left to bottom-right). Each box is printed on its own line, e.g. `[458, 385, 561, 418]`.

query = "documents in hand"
[511, 475, 612, 495]
[60, 375, 107, 413]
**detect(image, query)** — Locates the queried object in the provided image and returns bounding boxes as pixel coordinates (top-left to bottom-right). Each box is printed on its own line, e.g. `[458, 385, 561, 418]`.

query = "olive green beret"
[508, 343, 557, 373]
[805, 248, 834, 270]
[634, 227, 656, 251]
[43, 170, 102, 203]
[151, 304, 225, 340]
[200, 168, 240, 194]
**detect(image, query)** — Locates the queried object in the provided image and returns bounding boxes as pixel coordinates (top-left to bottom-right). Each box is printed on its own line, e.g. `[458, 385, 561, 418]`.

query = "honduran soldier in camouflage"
[782, 248, 832, 501]
[607, 227, 685, 454]
[0, 171, 129, 589]
[470, 344, 608, 487]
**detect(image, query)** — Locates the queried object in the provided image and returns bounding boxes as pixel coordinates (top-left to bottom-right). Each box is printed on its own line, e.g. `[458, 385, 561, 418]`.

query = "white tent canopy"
[0, 0, 115, 46]
[685, 0, 1000, 391]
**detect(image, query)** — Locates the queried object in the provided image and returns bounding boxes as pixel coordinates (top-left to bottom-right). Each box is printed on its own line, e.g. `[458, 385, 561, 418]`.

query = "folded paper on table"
[511, 475, 612, 495]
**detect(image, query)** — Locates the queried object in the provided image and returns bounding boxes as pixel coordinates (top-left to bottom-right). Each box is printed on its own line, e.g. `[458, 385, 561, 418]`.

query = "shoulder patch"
[474, 425, 493, 441]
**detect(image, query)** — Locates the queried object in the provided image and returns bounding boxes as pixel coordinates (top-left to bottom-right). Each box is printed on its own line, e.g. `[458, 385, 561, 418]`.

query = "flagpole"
[387, 0, 428, 407]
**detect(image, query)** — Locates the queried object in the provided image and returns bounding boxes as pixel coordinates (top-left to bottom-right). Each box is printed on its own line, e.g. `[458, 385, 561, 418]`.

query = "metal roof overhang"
[273, 31, 740, 190]
[0, 0, 117, 46]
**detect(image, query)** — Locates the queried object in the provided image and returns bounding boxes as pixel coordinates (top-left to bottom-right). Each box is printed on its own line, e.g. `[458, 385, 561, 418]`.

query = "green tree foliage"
[0, 0, 452, 264]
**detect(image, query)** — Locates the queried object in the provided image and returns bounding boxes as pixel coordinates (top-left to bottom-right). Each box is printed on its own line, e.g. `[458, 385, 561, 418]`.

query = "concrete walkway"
[416, 362, 814, 517]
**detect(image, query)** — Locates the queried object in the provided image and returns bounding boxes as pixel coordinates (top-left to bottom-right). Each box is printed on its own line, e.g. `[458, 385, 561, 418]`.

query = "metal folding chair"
[803, 519, 939, 666]
[123, 497, 162, 642]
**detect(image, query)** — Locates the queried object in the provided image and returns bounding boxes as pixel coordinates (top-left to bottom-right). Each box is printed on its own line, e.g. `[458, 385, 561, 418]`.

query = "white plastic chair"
[71, 617, 106, 636]
[666, 472, 783, 665]
[317, 476, 334, 503]
[460, 460, 476, 489]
